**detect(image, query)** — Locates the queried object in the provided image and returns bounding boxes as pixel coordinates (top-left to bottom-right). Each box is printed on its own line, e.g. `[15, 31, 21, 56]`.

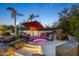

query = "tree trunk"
[14, 17, 17, 35]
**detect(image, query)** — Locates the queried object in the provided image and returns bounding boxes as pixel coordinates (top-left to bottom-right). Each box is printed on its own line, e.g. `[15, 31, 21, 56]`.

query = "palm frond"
[35, 15, 39, 17]
[7, 7, 16, 12]
[29, 14, 39, 19]
[17, 13, 23, 16]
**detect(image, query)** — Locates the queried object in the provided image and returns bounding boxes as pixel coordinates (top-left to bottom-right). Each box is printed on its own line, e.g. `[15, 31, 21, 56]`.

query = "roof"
[22, 21, 44, 31]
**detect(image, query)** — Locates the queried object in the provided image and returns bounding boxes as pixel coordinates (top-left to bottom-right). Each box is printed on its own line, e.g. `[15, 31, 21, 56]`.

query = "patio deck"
[15, 40, 67, 56]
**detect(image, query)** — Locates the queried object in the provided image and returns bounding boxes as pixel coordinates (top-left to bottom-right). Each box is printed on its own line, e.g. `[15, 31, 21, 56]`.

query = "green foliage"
[57, 5, 79, 39]
[58, 8, 71, 34]
[0, 25, 8, 32]
[7, 25, 14, 30]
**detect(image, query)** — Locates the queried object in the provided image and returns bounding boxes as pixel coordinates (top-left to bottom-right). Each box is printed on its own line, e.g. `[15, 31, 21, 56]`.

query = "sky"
[0, 3, 74, 26]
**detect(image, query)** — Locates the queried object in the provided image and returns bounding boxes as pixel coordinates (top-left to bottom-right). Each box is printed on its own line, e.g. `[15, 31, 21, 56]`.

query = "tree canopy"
[57, 4, 79, 38]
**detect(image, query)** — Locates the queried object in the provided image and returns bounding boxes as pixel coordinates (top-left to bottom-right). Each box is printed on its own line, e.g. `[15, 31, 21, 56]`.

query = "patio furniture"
[56, 42, 78, 56]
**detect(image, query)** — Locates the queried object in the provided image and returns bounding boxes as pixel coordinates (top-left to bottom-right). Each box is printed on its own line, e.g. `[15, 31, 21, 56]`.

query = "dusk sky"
[0, 3, 74, 26]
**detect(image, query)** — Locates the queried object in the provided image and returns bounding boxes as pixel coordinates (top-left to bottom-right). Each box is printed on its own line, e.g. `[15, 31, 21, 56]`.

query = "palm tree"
[27, 14, 39, 22]
[7, 7, 23, 35]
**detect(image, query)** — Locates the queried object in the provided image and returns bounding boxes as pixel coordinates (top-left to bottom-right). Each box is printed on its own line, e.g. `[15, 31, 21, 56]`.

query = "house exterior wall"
[19, 30, 52, 36]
